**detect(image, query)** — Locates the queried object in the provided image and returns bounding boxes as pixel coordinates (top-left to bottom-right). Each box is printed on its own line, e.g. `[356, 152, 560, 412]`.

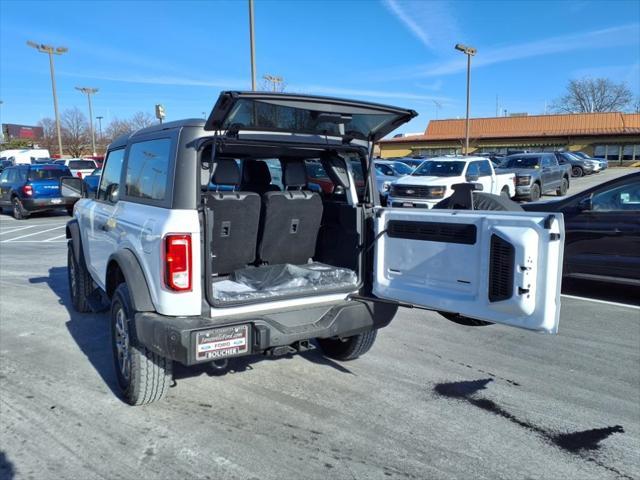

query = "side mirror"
[106, 183, 119, 203]
[466, 173, 479, 182]
[578, 196, 592, 211]
[60, 176, 85, 198]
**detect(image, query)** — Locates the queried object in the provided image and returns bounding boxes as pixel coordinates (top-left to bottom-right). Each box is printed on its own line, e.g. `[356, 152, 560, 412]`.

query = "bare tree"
[551, 77, 633, 113]
[61, 107, 90, 157]
[129, 111, 155, 130]
[260, 74, 286, 92]
[37, 117, 57, 152]
[104, 117, 133, 143]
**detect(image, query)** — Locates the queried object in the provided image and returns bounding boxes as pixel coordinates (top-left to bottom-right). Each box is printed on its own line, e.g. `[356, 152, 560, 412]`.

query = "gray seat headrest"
[283, 160, 307, 188]
[212, 159, 240, 186]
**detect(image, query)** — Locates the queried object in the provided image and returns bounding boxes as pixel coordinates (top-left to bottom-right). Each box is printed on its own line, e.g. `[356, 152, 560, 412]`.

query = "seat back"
[258, 160, 323, 265]
[204, 159, 261, 275]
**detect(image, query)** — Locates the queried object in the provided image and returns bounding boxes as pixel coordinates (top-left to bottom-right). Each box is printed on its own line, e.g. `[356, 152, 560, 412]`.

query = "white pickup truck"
[387, 156, 516, 209]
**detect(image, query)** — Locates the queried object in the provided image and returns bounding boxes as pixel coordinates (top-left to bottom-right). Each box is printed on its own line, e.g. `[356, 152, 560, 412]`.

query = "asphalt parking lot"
[0, 169, 638, 480]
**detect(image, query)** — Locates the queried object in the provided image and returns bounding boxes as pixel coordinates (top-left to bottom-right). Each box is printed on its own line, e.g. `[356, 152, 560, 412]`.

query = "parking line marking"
[1, 225, 65, 242]
[0, 225, 38, 235]
[561, 294, 640, 310]
[44, 234, 67, 242]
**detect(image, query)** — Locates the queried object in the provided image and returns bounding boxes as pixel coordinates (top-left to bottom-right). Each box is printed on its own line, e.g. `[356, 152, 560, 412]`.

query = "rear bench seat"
[203, 158, 261, 275]
[257, 159, 323, 265]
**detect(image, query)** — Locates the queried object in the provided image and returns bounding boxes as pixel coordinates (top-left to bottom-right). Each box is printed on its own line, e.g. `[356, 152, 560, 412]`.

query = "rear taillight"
[77, 172, 83, 179]
[164, 234, 192, 292]
[22, 185, 33, 197]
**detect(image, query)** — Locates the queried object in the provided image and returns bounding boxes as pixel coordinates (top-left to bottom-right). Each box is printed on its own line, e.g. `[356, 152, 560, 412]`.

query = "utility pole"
[76, 87, 98, 156]
[262, 74, 283, 92]
[432, 100, 442, 120]
[96, 116, 103, 142]
[27, 41, 68, 156]
[248, 0, 257, 91]
[455, 43, 477, 156]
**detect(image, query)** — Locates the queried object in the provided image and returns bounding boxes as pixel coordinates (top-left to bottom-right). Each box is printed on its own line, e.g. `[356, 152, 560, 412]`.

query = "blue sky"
[1, 0, 639, 135]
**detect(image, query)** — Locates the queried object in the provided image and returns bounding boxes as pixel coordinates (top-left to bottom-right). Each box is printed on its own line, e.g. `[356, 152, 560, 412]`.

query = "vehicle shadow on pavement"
[0, 451, 15, 480]
[29, 267, 121, 398]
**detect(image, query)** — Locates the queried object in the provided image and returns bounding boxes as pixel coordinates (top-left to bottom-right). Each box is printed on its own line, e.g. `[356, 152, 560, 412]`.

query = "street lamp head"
[455, 43, 477, 56]
[56, 47, 68, 54]
[26, 40, 39, 49]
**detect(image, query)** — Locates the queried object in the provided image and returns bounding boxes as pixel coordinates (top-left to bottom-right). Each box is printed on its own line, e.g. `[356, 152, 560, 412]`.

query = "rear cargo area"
[201, 153, 363, 307]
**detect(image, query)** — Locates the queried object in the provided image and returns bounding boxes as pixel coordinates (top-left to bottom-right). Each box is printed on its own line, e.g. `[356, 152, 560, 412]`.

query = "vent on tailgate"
[387, 220, 477, 244]
[489, 234, 515, 302]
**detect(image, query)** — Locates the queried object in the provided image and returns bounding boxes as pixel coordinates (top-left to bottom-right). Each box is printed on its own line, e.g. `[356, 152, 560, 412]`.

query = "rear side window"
[478, 160, 492, 176]
[28, 167, 70, 180]
[98, 149, 125, 202]
[125, 138, 172, 201]
[69, 160, 96, 169]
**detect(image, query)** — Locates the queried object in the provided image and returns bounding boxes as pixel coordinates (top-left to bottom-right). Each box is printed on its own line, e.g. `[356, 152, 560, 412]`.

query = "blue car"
[83, 167, 102, 195]
[0, 163, 76, 219]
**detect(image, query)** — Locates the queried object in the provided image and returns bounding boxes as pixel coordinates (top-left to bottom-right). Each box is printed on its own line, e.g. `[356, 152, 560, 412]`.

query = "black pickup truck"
[497, 152, 571, 202]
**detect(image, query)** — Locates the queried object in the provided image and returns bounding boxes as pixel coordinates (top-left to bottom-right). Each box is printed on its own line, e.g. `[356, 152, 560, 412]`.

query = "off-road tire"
[571, 166, 583, 178]
[528, 183, 541, 202]
[12, 197, 28, 220]
[556, 178, 569, 196]
[438, 311, 493, 327]
[67, 241, 93, 313]
[317, 330, 378, 361]
[111, 283, 172, 405]
[500, 186, 510, 198]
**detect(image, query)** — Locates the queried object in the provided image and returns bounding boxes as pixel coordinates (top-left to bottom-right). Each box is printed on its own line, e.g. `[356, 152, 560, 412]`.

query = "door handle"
[99, 223, 110, 231]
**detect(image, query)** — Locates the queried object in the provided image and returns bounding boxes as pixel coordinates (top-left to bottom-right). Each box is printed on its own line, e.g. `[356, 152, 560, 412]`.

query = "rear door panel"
[373, 208, 564, 333]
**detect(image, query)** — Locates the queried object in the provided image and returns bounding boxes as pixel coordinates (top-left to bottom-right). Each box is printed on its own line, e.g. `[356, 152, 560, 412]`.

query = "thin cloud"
[57, 70, 247, 89]
[391, 23, 640, 79]
[292, 84, 452, 103]
[382, 0, 460, 52]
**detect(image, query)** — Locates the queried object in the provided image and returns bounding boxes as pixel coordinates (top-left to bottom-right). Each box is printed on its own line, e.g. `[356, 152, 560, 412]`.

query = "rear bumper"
[21, 197, 75, 211]
[134, 299, 398, 365]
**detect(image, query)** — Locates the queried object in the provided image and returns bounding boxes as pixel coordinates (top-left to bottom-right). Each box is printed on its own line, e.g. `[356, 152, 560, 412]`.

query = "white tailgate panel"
[373, 209, 564, 333]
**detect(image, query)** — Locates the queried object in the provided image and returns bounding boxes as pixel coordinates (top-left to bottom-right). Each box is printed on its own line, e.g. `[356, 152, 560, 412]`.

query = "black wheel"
[528, 183, 541, 202]
[556, 178, 569, 196]
[571, 166, 583, 177]
[438, 311, 493, 327]
[317, 330, 378, 361]
[67, 241, 93, 313]
[12, 197, 28, 220]
[111, 283, 172, 405]
[500, 186, 510, 198]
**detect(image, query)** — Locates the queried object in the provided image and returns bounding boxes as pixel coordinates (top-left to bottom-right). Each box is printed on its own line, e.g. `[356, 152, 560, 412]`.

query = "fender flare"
[65, 219, 86, 268]
[107, 249, 155, 312]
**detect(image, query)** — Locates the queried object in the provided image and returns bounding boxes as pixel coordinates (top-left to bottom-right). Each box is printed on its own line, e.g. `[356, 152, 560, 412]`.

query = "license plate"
[50, 198, 62, 204]
[402, 202, 414, 207]
[195, 325, 250, 361]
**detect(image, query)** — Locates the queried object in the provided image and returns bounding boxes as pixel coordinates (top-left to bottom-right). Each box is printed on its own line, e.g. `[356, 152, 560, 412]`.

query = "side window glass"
[126, 138, 171, 201]
[478, 161, 492, 176]
[264, 159, 283, 190]
[549, 156, 558, 167]
[467, 162, 480, 176]
[7, 170, 17, 183]
[541, 157, 550, 167]
[98, 149, 125, 202]
[0, 170, 9, 183]
[592, 181, 640, 212]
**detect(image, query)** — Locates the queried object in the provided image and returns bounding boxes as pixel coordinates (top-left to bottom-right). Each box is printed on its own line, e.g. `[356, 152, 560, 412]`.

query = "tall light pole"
[27, 41, 68, 156]
[76, 87, 98, 156]
[96, 115, 103, 143]
[454, 43, 476, 156]
[248, 0, 257, 91]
